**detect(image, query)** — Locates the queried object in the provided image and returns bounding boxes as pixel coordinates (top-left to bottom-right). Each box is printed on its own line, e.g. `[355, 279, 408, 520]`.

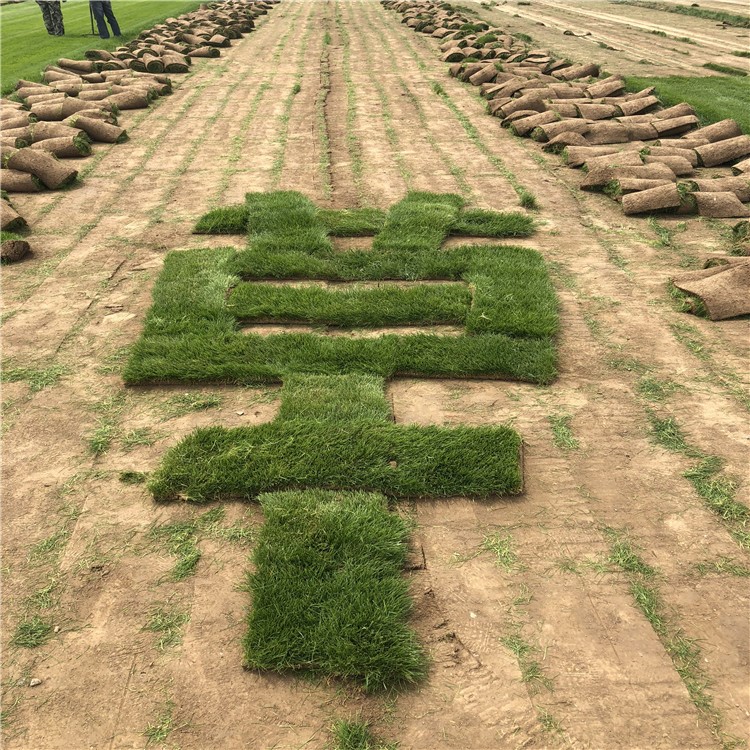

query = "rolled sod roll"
[77, 89, 113, 102]
[608, 178, 674, 195]
[586, 78, 624, 99]
[1, 126, 32, 142]
[31, 134, 91, 158]
[43, 70, 82, 84]
[128, 58, 148, 73]
[5, 148, 77, 189]
[1, 199, 28, 231]
[692, 178, 750, 202]
[532, 118, 591, 142]
[187, 46, 221, 58]
[654, 102, 696, 120]
[510, 110, 559, 136]
[547, 102, 579, 118]
[581, 163, 675, 190]
[141, 54, 166, 74]
[21, 92, 67, 107]
[31, 98, 102, 121]
[28, 121, 81, 142]
[106, 90, 150, 110]
[690, 119, 742, 144]
[642, 154, 693, 176]
[1, 113, 34, 130]
[672, 260, 750, 320]
[657, 137, 709, 149]
[459, 63, 487, 82]
[1, 136, 27, 149]
[0, 168, 45, 192]
[543, 132, 589, 152]
[584, 121, 631, 145]
[652, 115, 699, 137]
[553, 62, 600, 80]
[1, 237, 31, 263]
[443, 47, 466, 62]
[643, 146, 699, 166]
[732, 157, 750, 176]
[622, 184, 683, 215]
[616, 96, 660, 116]
[693, 191, 750, 218]
[469, 63, 499, 86]
[162, 54, 190, 73]
[207, 34, 230, 47]
[502, 109, 544, 124]
[584, 150, 644, 170]
[576, 103, 618, 120]
[58, 58, 98, 73]
[85, 49, 117, 61]
[15, 85, 50, 99]
[81, 72, 106, 83]
[64, 115, 127, 143]
[695, 136, 750, 167]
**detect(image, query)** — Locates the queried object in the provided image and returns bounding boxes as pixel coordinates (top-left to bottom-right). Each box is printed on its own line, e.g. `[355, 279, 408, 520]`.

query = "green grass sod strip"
[244, 489, 427, 692]
[228, 283, 471, 327]
[372, 191, 464, 252]
[452, 209, 535, 237]
[147, 373, 523, 502]
[318, 207, 386, 236]
[193, 204, 249, 234]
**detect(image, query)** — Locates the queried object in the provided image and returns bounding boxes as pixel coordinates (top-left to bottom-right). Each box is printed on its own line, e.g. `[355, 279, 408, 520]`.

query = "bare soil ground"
[2, 1, 748, 749]
[478, 0, 750, 76]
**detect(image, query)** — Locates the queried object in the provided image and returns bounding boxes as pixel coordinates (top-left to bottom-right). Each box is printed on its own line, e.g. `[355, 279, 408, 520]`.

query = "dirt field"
[479, 0, 750, 76]
[2, 1, 748, 748]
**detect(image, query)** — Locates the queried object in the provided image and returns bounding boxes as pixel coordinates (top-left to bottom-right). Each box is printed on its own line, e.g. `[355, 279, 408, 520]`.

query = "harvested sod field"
[2, 0, 749, 748]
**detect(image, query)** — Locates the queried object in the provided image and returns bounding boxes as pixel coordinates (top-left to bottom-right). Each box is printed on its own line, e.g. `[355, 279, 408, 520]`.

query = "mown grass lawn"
[1, 0, 204, 93]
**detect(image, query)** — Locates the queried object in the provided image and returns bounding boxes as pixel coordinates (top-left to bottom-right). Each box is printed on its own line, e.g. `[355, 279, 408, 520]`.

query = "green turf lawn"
[0, 0, 204, 93]
[625, 76, 750, 134]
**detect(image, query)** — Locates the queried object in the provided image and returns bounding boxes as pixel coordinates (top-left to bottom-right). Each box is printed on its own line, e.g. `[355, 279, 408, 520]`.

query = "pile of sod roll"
[0, 0, 281, 199]
[383, 0, 750, 219]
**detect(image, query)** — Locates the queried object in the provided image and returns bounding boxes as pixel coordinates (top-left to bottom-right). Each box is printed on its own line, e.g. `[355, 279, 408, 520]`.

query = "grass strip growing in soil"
[244, 489, 426, 692]
[148, 373, 523, 502]
[611, 1, 750, 28]
[624, 76, 750, 134]
[127, 191, 556, 385]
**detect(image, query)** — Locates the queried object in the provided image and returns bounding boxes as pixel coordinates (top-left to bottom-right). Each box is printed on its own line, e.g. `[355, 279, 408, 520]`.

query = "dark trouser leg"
[102, 2, 121, 36]
[90, 1, 109, 39]
[38, 3, 54, 34]
[49, 1, 64, 35]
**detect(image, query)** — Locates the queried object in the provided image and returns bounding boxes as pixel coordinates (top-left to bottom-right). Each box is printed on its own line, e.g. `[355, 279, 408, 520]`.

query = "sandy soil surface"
[2, 1, 748, 749]
[476, 0, 750, 77]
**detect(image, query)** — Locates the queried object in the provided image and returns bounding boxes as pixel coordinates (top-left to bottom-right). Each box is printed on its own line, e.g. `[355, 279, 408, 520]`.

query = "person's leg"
[90, 1, 110, 39]
[49, 1, 64, 36]
[37, 1, 55, 35]
[102, 1, 121, 36]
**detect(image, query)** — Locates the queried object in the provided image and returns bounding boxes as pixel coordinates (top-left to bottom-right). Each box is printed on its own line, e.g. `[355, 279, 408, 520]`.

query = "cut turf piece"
[372, 192, 464, 252]
[193, 204, 248, 234]
[228, 282, 471, 327]
[148, 374, 523, 502]
[318, 207, 386, 236]
[452, 209, 535, 237]
[244, 489, 427, 692]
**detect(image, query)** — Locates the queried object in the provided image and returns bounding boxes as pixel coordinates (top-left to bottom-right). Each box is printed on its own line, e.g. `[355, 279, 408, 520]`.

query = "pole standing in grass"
[89, 0, 121, 39]
[35, 0, 65, 37]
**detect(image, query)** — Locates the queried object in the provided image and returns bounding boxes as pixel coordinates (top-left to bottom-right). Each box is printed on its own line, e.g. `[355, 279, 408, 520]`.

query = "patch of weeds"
[28, 529, 69, 565]
[684, 459, 749, 548]
[159, 392, 222, 420]
[149, 507, 224, 580]
[331, 719, 398, 750]
[731, 50, 750, 58]
[537, 707, 564, 734]
[694, 557, 750, 577]
[553, 556, 580, 574]
[10, 616, 53, 649]
[500, 632, 553, 693]
[245, 490, 426, 692]
[121, 428, 159, 451]
[143, 601, 190, 650]
[647, 412, 701, 457]
[88, 423, 116, 456]
[1, 364, 68, 392]
[26, 579, 59, 610]
[636, 376, 681, 402]
[603, 527, 656, 578]
[96, 345, 132, 375]
[144, 701, 184, 746]
[548, 413, 579, 450]
[670, 320, 709, 361]
[481, 532, 520, 570]
[120, 471, 147, 485]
